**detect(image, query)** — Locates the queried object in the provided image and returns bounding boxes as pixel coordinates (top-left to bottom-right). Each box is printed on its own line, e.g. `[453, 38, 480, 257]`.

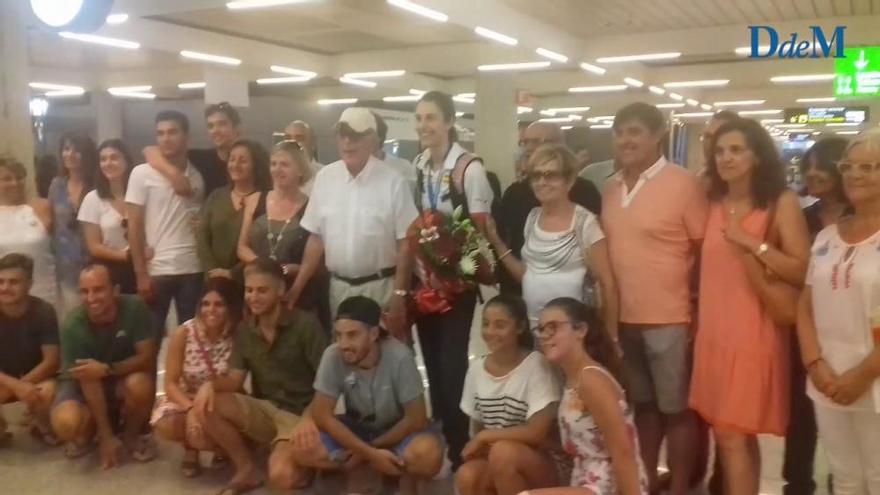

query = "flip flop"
[64, 441, 89, 459]
[128, 436, 157, 463]
[215, 480, 264, 495]
[29, 423, 61, 447]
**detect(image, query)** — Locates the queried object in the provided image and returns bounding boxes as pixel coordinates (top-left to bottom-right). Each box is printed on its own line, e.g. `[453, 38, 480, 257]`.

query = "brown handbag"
[756, 204, 801, 327]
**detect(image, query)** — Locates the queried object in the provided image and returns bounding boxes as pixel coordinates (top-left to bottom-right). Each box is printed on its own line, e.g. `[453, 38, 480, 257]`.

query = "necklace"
[266, 217, 293, 260]
[231, 188, 256, 209]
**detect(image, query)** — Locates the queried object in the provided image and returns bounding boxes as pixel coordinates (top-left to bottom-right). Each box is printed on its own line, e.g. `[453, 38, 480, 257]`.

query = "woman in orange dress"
[689, 118, 810, 495]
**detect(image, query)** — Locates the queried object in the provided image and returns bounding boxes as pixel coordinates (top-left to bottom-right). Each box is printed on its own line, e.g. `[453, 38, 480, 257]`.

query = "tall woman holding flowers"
[411, 90, 495, 468]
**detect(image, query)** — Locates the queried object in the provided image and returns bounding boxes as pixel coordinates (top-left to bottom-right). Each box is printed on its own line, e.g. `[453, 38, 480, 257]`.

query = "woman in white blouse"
[798, 129, 880, 494]
[77, 139, 138, 293]
[486, 144, 619, 339]
[456, 294, 565, 495]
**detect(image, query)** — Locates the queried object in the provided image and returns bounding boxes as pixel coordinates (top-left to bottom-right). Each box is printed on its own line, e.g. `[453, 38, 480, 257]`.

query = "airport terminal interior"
[2, 0, 880, 493]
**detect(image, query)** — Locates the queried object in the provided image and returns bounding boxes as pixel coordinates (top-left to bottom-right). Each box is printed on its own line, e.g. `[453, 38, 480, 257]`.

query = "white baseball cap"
[336, 107, 377, 134]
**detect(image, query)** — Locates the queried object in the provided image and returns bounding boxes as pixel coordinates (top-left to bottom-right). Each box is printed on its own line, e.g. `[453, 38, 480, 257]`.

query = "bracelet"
[393, 289, 408, 297]
[805, 356, 824, 371]
[498, 248, 512, 261]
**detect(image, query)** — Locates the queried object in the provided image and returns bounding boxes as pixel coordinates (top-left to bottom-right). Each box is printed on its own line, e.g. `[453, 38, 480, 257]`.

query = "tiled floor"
[0, 288, 831, 494]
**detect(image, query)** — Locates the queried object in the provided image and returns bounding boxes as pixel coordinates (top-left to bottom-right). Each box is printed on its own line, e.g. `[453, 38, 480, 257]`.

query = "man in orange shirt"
[601, 103, 708, 495]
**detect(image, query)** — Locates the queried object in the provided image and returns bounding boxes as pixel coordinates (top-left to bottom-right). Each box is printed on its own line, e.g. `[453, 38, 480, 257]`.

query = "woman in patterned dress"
[524, 298, 648, 495]
[151, 277, 241, 477]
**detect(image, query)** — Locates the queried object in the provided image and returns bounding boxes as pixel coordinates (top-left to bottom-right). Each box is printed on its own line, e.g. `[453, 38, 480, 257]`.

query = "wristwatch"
[755, 242, 769, 257]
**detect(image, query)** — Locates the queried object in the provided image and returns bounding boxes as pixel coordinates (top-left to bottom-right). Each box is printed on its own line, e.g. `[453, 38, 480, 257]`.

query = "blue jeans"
[319, 416, 443, 463]
[150, 273, 203, 338]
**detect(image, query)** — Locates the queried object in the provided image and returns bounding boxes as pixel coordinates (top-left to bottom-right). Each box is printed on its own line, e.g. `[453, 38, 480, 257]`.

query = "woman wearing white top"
[798, 129, 880, 495]
[486, 144, 619, 339]
[78, 139, 137, 293]
[457, 295, 565, 495]
[411, 90, 495, 468]
[0, 157, 56, 306]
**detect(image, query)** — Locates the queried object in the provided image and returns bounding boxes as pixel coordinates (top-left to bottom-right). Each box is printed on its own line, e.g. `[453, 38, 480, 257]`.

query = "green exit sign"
[835, 46, 880, 98]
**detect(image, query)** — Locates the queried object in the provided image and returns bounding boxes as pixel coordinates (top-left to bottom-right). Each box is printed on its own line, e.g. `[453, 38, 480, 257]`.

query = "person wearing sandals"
[195, 258, 327, 495]
[524, 298, 649, 495]
[269, 296, 445, 494]
[151, 277, 240, 477]
[455, 295, 567, 495]
[0, 254, 60, 447]
[50, 263, 158, 467]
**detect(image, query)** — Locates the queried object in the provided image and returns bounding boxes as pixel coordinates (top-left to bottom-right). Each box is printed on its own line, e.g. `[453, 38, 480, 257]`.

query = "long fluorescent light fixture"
[836, 130, 860, 135]
[825, 122, 860, 127]
[656, 103, 685, 108]
[569, 84, 628, 93]
[623, 77, 644, 88]
[776, 123, 807, 128]
[270, 65, 318, 78]
[227, 0, 311, 8]
[106, 13, 129, 24]
[177, 82, 206, 89]
[761, 119, 784, 124]
[453, 95, 475, 104]
[339, 77, 377, 88]
[686, 98, 700, 107]
[714, 99, 765, 106]
[663, 79, 729, 88]
[668, 92, 684, 101]
[383, 95, 421, 102]
[46, 89, 85, 97]
[181, 50, 241, 66]
[545, 106, 591, 113]
[456, 93, 476, 99]
[587, 115, 615, 122]
[770, 74, 834, 83]
[108, 85, 152, 93]
[579, 62, 606, 75]
[517, 106, 533, 114]
[29, 82, 83, 92]
[387, 0, 448, 22]
[674, 112, 714, 118]
[409, 89, 427, 95]
[539, 117, 577, 123]
[797, 97, 836, 103]
[318, 98, 358, 105]
[536, 48, 568, 63]
[344, 70, 405, 78]
[257, 76, 312, 85]
[701, 104, 713, 111]
[648, 85, 666, 95]
[597, 52, 681, 63]
[590, 124, 612, 129]
[109, 91, 156, 99]
[477, 61, 550, 71]
[474, 26, 518, 46]
[59, 32, 140, 50]
[738, 109, 782, 115]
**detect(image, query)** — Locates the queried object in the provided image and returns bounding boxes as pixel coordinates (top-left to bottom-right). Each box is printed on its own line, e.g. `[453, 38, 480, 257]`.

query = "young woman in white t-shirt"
[798, 130, 880, 494]
[456, 295, 565, 495]
[77, 139, 138, 293]
[486, 144, 618, 338]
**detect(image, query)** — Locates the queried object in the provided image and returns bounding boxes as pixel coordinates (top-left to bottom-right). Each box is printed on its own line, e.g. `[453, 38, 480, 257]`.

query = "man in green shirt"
[195, 258, 327, 494]
[50, 264, 157, 468]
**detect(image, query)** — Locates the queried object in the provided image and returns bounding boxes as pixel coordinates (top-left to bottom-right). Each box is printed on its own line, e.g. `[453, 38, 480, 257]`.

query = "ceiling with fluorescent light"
[21, 0, 880, 132]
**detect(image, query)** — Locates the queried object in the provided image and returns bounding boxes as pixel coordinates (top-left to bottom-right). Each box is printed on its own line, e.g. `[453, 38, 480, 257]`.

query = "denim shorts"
[319, 416, 443, 463]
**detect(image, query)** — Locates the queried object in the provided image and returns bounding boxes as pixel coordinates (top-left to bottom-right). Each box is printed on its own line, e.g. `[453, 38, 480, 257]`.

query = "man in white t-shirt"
[126, 111, 205, 336]
[287, 108, 418, 340]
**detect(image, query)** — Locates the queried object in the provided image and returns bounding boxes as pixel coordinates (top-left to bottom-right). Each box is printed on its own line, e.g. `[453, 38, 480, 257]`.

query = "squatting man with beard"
[269, 296, 445, 494]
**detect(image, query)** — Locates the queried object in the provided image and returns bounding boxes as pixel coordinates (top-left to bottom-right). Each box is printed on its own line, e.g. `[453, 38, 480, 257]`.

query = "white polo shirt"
[125, 162, 204, 276]
[413, 142, 493, 215]
[300, 156, 418, 279]
[382, 153, 417, 198]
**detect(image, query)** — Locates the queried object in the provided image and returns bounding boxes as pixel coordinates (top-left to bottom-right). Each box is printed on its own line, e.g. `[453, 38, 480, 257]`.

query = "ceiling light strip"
[569, 84, 628, 93]
[344, 70, 405, 78]
[596, 52, 681, 63]
[536, 47, 568, 63]
[474, 26, 518, 46]
[662, 79, 729, 88]
[59, 32, 140, 49]
[180, 50, 242, 66]
[477, 61, 550, 71]
[579, 62, 606, 75]
[386, 0, 448, 22]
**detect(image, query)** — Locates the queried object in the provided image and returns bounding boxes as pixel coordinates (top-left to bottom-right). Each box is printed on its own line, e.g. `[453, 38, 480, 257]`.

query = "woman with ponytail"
[456, 295, 565, 495]
[524, 297, 648, 495]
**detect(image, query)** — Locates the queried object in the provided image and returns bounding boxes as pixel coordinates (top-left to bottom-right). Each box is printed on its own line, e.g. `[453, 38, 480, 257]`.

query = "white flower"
[459, 256, 477, 275]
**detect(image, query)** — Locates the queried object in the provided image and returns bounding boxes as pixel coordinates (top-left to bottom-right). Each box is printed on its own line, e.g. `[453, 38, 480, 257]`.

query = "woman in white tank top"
[0, 157, 58, 307]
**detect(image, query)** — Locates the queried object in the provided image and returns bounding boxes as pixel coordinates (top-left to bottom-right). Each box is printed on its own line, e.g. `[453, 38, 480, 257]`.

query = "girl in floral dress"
[151, 277, 241, 477]
[524, 298, 648, 495]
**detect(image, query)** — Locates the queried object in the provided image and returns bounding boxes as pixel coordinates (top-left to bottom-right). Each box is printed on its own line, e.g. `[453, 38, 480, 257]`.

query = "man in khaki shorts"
[195, 258, 327, 494]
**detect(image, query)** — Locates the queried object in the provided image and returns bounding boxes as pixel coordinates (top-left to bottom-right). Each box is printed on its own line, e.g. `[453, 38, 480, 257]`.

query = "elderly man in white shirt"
[287, 108, 417, 339]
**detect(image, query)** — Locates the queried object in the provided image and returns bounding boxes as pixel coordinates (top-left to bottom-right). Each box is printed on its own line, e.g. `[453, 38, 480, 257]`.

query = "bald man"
[284, 120, 324, 177]
[496, 121, 602, 295]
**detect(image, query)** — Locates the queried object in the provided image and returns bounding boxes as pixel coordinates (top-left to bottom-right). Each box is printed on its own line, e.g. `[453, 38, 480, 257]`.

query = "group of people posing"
[0, 90, 879, 495]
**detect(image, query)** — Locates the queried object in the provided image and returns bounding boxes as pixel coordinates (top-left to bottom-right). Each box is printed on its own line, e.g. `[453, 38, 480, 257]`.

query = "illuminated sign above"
[835, 46, 880, 98]
[783, 106, 868, 124]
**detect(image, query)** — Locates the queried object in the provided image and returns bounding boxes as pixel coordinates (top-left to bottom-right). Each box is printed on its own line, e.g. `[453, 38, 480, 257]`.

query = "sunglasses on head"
[836, 161, 880, 175]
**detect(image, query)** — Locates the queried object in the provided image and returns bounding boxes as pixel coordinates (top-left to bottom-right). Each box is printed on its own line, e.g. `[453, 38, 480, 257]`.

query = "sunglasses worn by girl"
[528, 170, 565, 183]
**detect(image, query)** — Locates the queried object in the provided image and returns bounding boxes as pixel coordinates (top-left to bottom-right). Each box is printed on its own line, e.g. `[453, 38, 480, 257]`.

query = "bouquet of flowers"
[408, 206, 496, 315]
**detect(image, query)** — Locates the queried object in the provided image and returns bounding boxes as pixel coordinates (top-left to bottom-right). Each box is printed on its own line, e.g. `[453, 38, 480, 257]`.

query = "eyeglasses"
[527, 170, 566, 183]
[519, 137, 552, 148]
[531, 320, 577, 338]
[277, 139, 305, 151]
[836, 161, 880, 175]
